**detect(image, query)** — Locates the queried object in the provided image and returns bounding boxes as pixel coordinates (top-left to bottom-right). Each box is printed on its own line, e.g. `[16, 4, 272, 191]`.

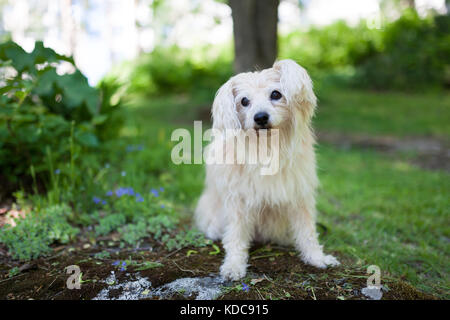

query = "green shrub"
[354, 11, 450, 90]
[280, 11, 449, 91]
[0, 204, 79, 260]
[128, 44, 233, 97]
[280, 20, 381, 72]
[0, 41, 124, 190]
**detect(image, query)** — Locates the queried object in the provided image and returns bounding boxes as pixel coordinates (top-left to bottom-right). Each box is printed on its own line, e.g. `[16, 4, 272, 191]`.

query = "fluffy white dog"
[195, 59, 340, 281]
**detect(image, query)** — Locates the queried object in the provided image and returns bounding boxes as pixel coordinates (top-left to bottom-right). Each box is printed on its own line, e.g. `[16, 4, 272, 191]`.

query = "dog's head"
[211, 59, 317, 131]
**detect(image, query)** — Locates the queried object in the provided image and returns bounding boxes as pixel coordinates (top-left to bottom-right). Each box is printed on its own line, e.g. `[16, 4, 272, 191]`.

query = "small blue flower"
[54, 169, 61, 175]
[121, 171, 126, 177]
[126, 187, 135, 196]
[159, 187, 164, 192]
[105, 163, 111, 169]
[120, 267, 126, 271]
[106, 191, 113, 197]
[122, 261, 127, 266]
[102, 200, 107, 205]
[242, 283, 249, 292]
[136, 145, 144, 151]
[112, 260, 120, 266]
[160, 204, 165, 209]
[93, 196, 101, 204]
[115, 187, 127, 197]
[150, 188, 159, 197]
[136, 193, 144, 203]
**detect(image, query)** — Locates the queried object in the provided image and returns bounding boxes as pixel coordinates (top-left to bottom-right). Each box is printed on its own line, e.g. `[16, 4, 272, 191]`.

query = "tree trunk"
[134, 0, 143, 55]
[61, 0, 76, 56]
[229, 0, 279, 74]
[403, 0, 416, 11]
[406, 0, 415, 9]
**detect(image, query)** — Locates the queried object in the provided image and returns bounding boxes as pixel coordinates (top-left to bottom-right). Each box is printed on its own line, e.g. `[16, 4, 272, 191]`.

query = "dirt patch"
[0, 241, 436, 300]
[317, 131, 450, 172]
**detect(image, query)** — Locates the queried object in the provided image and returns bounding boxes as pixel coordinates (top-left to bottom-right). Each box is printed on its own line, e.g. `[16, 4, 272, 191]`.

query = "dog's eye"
[241, 97, 250, 107]
[270, 90, 282, 100]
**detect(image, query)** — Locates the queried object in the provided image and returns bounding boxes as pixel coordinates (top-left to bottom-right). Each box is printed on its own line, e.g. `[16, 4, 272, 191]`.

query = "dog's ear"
[212, 79, 241, 130]
[273, 59, 317, 121]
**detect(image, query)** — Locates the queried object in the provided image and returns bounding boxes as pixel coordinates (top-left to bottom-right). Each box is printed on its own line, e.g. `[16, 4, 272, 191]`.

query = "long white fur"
[195, 59, 340, 280]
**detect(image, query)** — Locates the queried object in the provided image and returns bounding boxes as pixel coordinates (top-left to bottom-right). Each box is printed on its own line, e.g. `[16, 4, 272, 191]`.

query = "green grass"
[316, 144, 449, 296]
[2, 86, 449, 298]
[315, 86, 450, 138]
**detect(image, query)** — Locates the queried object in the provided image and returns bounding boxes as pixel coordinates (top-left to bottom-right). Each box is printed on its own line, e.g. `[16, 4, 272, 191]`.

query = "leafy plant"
[95, 213, 127, 236]
[279, 11, 450, 91]
[0, 40, 123, 191]
[128, 44, 232, 97]
[280, 20, 381, 72]
[119, 219, 149, 245]
[93, 250, 111, 259]
[162, 229, 212, 251]
[354, 11, 450, 90]
[0, 204, 79, 260]
[8, 266, 20, 278]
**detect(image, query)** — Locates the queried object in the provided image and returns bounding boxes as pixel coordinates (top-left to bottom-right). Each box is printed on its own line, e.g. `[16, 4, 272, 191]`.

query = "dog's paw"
[220, 260, 247, 281]
[302, 252, 340, 269]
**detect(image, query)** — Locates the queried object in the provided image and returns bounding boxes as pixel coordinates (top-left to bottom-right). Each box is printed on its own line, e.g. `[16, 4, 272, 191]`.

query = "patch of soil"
[0, 240, 436, 300]
[317, 131, 450, 172]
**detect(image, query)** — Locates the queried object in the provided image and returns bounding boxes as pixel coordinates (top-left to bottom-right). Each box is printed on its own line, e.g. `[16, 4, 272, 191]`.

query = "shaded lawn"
[131, 86, 450, 139]
[315, 86, 450, 138]
[316, 145, 449, 297]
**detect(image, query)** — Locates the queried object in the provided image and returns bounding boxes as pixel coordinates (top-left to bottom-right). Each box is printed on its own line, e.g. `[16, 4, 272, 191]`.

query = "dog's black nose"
[254, 112, 269, 126]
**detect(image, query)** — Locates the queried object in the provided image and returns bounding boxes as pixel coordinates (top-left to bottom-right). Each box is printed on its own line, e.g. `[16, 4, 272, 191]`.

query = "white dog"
[195, 59, 340, 280]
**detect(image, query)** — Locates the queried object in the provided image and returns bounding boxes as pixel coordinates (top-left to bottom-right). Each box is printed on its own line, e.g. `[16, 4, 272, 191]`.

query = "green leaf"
[91, 114, 108, 125]
[76, 131, 99, 147]
[33, 68, 59, 96]
[209, 244, 221, 255]
[0, 41, 35, 73]
[135, 261, 164, 270]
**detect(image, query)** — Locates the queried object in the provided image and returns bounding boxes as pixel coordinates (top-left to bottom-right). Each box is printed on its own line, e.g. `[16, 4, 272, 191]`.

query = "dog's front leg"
[291, 204, 340, 268]
[220, 208, 253, 281]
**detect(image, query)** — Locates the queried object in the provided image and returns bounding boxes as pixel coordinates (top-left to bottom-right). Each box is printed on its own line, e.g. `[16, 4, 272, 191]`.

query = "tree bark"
[404, 0, 416, 11]
[229, 0, 279, 74]
[61, 0, 76, 56]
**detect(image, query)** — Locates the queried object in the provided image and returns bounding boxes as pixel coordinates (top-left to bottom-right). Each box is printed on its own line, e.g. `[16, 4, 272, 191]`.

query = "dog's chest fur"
[207, 139, 317, 209]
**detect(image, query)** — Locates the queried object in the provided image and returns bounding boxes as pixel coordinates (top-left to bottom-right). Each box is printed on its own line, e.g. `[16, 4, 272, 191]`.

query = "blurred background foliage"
[127, 44, 233, 97]
[125, 9, 449, 98]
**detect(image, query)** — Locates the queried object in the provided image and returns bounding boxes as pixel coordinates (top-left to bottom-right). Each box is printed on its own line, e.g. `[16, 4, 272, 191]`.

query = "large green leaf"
[33, 68, 59, 96]
[0, 41, 35, 74]
[59, 71, 100, 115]
[75, 131, 99, 147]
